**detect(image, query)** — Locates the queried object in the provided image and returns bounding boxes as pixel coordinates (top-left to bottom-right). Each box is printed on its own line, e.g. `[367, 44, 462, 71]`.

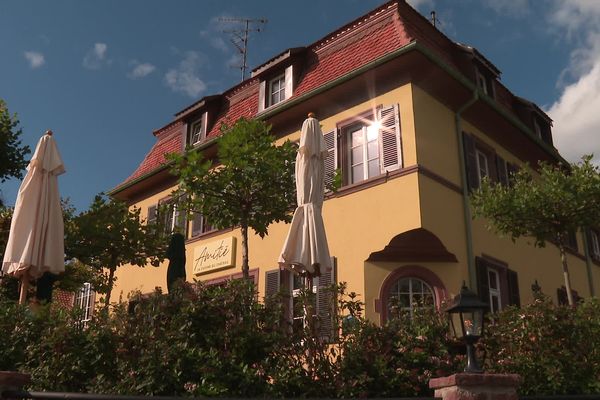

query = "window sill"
[325, 165, 417, 199]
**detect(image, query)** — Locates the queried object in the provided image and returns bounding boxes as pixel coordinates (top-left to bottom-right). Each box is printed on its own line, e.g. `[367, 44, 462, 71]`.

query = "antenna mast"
[219, 17, 267, 81]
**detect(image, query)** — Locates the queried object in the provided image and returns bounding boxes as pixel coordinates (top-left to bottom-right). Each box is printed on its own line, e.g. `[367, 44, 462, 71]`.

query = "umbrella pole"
[19, 272, 29, 305]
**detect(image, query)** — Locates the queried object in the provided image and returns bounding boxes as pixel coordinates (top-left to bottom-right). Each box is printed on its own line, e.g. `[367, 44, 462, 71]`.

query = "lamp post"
[446, 283, 488, 373]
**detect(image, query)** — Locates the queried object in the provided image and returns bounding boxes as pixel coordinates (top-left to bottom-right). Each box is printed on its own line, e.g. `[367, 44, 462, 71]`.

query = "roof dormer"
[174, 95, 222, 147]
[252, 47, 305, 112]
[457, 43, 501, 99]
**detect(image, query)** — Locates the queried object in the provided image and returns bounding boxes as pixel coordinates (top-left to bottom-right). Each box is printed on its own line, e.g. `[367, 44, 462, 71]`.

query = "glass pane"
[491, 295, 500, 313]
[367, 140, 379, 159]
[352, 165, 364, 183]
[366, 124, 379, 141]
[351, 147, 363, 164]
[398, 279, 410, 293]
[488, 270, 498, 289]
[351, 128, 363, 146]
[399, 294, 410, 308]
[368, 159, 379, 177]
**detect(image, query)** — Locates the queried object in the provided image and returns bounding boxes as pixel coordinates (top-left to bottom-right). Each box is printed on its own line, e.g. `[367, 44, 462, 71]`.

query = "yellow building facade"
[110, 0, 600, 325]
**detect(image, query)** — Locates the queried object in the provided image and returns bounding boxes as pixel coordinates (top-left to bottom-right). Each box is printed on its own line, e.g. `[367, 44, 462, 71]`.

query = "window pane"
[368, 159, 380, 178]
[352, 165, 364, 183]
[488, 270, 498, 289]
[398, 279, 410, 293]
[491, 295, 500, 313]
[351, 147, 363, 164]
[367, 140, 379, 159]
[366, 124, 379, 141]
[351, 128, 364, 146]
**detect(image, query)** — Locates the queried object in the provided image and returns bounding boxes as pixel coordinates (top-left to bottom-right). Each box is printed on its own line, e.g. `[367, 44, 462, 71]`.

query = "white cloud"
[546, 1, 600, 164]
[83, 43, 109, 70]
[548, 59, 600, 164]
[164, 51, 207, 98]
[128, 61, 156, 79]
[24, 51, 45, 69]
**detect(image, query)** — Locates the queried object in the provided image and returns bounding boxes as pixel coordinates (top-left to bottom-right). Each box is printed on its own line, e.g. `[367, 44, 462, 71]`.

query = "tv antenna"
[219, 17, 268, 81]
[430, 11, 441, 28]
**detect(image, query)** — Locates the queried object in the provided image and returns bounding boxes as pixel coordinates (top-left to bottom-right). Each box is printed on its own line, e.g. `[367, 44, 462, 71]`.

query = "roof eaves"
[415, 43, 564, 163]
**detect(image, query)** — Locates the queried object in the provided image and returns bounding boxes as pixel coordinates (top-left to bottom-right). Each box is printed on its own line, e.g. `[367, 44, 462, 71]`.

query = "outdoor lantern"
[446, 283, 488, 373]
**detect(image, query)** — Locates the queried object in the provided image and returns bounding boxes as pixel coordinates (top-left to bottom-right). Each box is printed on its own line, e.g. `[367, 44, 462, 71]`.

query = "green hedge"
[0, 280, 599, 397]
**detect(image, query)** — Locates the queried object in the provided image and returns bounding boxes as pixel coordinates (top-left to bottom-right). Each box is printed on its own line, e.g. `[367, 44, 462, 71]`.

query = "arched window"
[375, 265, 447, 324]
[387, 277, 434, 318]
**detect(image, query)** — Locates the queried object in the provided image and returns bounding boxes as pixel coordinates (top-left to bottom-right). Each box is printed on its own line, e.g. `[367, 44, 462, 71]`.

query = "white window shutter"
[284, 65, 293, 101]
[181, 123, 188, 148]
[323, 129, 338, 192]
[201, 111, 208, 140]
[378, 104, 401, 172]
[258, 80, 266, 112]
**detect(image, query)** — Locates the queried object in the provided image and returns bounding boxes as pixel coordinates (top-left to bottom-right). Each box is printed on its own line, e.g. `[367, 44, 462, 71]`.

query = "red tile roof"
[112, 0, 541, 193]
[125, 121, 183, 183]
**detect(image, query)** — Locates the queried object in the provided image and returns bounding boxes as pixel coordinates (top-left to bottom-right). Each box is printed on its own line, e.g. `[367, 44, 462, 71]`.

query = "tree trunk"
[104, 266, 116, 309]
[559, 244, 575, 306]
[241, 223, 249, 279]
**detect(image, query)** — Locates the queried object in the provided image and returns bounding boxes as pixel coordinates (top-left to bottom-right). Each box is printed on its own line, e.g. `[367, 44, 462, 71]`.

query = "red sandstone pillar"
[430, 373, 521, 400]
[0, 371, 30, 397]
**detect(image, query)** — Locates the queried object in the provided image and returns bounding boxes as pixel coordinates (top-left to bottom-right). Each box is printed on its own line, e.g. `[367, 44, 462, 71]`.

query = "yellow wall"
[113, 83, 423, 311]
[411, 84, 599, 303]
[112, 81, 598, 324]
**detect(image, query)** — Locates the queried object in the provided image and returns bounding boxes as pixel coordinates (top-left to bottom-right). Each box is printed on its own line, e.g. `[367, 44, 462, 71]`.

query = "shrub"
[482, 295, 600, 395]
[1, 279, 599, 397]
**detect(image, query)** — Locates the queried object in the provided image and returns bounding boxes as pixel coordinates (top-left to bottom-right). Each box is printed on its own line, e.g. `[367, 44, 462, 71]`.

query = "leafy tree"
[169, 118, 296, 279]
[0, 99, 31, 190]
[66, 194, 166, 308]
[471, 155, 600, 305]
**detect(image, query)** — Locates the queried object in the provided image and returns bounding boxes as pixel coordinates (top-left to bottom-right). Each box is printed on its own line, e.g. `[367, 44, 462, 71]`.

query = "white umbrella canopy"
[2, 131, 66, 303]
[279, 114, 331, 276]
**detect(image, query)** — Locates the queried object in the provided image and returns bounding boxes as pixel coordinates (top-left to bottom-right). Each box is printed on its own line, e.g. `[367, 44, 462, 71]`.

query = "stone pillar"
[0, 371, 31, 397]
[430, 373, 520, 400]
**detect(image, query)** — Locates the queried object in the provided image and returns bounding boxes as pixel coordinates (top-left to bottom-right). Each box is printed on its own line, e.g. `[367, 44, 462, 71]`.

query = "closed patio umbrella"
[279, 113, 331, 276]
[2, 130, 65, 304]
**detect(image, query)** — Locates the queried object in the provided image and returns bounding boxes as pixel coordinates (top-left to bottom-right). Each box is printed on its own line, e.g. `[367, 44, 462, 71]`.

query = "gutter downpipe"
[455, 91, 479, 289]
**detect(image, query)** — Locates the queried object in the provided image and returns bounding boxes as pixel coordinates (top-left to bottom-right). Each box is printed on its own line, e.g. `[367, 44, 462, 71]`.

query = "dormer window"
[187, 112, 208, 146]
[532, 114, 553, 145]
[475, 67, 495, 98]
[268, 74, 286, 107]
[258, 65, 294, 112]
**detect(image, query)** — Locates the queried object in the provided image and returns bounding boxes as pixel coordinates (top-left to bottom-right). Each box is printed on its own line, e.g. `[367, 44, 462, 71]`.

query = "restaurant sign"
[193, 237, 236, 275]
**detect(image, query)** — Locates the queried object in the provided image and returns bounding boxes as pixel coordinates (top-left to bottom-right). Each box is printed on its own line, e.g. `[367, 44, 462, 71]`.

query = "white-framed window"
[268, 74, 286, 107]
[386, 277, 435, 318]
[476, 69, 488, 95]
[347, 123, 381, 184]
[187, 112, 207, 146]
[258, 65, 294, 112]
[74, 283, 95, 324]
[487, 268, 502, 313]
[475, 149, 489, 185]
[159, 198, 186, 235]
[290, 274, 317, 332]
[331, 104, 401, 187]
[190, 212, 215, 237]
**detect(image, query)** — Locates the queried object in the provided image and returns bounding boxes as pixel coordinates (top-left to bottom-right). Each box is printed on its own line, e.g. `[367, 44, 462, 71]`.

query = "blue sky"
[1, 0, 599, 211]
